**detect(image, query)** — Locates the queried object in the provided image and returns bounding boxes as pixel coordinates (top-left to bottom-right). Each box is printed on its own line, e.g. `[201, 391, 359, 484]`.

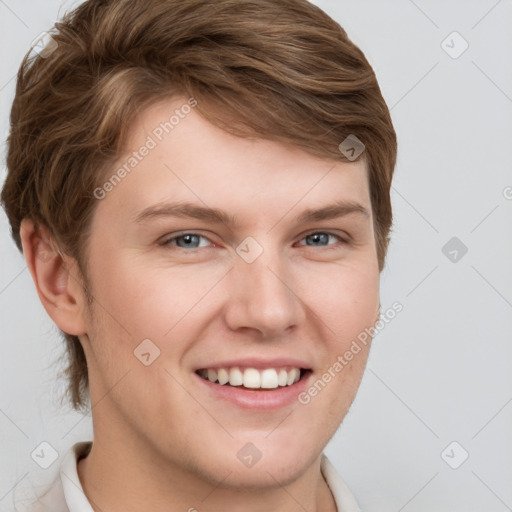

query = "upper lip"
[194, 358, 312, 371]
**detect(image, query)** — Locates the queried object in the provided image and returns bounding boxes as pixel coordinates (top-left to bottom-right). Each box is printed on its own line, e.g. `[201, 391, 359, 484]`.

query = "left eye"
[296, 232, 344, 248]
[161, 232, 344, 250]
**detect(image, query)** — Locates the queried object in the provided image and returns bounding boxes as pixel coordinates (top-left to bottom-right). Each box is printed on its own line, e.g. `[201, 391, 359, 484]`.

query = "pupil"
[179, 234, 198, 247]
[310, 233, 327, 245]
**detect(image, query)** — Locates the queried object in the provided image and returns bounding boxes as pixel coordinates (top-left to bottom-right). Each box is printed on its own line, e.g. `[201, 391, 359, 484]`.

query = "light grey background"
[1, 1, 511, 511]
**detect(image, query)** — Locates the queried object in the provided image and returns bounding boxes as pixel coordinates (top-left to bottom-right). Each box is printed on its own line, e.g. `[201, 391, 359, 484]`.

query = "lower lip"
[194, 371, 313, 410]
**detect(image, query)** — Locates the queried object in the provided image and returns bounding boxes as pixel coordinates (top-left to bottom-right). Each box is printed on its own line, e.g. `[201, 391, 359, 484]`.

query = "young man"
[2, 0, 397, 510]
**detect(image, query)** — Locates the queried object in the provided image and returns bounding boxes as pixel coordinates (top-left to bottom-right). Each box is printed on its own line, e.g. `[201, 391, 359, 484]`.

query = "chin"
[219, 436, 319, 488]
[208, 457, 311, 490]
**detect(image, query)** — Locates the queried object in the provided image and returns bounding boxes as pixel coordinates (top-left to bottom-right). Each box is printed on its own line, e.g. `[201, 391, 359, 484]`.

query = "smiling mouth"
[195, 367, 311, 390]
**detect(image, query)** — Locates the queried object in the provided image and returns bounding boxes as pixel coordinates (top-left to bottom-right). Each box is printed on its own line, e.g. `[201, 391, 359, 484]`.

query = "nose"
[223, 247, 305, 339]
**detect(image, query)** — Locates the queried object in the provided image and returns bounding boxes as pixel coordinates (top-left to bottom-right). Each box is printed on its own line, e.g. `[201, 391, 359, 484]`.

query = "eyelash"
[160, 230, 349, 251]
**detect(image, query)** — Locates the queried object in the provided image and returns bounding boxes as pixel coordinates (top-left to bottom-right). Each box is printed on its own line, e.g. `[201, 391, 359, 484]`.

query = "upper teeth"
[198, 367, 301, 389]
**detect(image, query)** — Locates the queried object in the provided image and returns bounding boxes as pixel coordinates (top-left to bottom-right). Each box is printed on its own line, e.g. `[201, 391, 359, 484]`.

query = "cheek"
[301, 261, 378, 407]
[84, 249, 230, 370]
[87, 249, 211, 332]
[306, 260, 380, 343]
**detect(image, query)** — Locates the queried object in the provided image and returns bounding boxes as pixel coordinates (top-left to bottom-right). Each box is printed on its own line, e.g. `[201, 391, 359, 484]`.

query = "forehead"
[96, 96, 371, 226]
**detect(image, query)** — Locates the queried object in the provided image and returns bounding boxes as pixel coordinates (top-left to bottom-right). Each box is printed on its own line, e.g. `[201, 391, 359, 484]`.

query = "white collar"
[60, 442, 95, 512]
[27, 442, 361, 512]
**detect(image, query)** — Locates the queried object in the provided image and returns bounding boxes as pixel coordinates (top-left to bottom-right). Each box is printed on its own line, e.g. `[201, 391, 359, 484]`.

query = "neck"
[77, 433, 337, 512]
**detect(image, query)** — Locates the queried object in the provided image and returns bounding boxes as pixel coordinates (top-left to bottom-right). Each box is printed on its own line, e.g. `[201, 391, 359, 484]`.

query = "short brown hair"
[1, 0, 397, 411]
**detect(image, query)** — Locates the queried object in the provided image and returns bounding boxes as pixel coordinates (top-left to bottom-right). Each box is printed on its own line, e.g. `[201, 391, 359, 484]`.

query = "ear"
[20, 218, 87, 336]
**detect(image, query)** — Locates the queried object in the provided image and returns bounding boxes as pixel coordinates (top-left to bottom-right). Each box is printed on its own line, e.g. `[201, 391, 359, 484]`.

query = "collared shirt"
[15, 442, 361, 512]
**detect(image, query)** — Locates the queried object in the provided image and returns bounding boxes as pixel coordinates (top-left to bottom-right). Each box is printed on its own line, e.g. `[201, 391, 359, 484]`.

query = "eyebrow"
[134, 199, 370, 226]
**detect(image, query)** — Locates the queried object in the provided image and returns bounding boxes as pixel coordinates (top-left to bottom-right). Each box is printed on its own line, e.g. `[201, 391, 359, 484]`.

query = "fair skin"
[21, 97, 380, 512]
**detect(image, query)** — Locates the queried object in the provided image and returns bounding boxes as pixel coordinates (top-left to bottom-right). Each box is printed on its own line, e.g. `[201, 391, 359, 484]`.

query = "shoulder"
[12, 475, 68, 512]
[12, 442, 92, 512]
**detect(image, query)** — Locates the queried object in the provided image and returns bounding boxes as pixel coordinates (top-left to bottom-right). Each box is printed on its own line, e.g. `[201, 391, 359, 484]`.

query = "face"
[78, 96, 380, 488]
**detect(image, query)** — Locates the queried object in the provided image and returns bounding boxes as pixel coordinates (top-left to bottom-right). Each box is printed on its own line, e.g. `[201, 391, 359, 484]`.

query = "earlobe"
[19, 218, 87, 336]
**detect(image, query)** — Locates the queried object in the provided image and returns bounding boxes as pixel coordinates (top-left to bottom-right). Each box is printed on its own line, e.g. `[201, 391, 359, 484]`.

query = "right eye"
[160, 232, 214, 250]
